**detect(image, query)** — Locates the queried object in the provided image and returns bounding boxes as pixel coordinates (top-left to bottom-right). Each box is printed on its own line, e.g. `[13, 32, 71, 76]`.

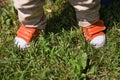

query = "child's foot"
[14, 26, 42, 50]
[82, 20, 106, 48]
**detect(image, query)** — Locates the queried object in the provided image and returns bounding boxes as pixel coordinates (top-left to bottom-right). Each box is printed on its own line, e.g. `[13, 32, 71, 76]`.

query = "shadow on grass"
[45, 3, 78, 34]
[100, 0, 120, 31]
[45, 0, 120, 34]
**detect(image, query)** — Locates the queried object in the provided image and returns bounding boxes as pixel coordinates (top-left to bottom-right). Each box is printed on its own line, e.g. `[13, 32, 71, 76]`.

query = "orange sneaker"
[14, 26, 42, 50]
[82, 20, 106, 48]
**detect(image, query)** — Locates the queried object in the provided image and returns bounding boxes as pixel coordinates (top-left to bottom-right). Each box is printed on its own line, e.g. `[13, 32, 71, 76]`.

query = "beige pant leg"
[69, 0, 100, 27]
[14, 0, 46, 29]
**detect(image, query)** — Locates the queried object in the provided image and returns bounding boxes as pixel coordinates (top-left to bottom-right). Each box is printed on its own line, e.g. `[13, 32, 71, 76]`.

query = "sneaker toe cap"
[90, 35, 106, 48]
[14, 37, 30, 50]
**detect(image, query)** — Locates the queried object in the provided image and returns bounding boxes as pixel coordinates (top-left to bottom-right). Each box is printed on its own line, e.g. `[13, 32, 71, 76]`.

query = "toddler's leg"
[69, 0, 106, 48]
[69, 0, 100, 27]
[14, 0, 46, 50]
[14, 0, 46, 29]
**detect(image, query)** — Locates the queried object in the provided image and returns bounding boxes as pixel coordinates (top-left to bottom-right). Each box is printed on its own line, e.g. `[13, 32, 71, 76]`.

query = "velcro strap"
[90, 32, 105, 41]
[16, 26, 36, 44]
[82, 20, 106, 41]
[83, 20, 106, 35]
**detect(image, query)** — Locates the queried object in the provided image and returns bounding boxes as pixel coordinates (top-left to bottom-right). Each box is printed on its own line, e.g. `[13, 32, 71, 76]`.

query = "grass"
[0, 0, 120, 80]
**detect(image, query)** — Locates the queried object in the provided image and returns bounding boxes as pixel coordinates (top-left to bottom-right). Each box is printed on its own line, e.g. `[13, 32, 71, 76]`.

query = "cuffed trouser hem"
[69, 0, 100, 27]
[14, 0, 46, 29]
